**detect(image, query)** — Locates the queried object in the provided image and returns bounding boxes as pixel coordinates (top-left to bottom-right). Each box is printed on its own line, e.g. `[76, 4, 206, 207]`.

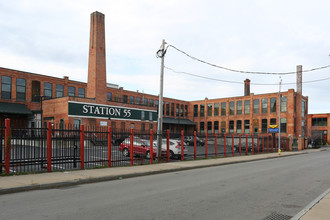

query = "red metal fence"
[0, 119, 290, 175]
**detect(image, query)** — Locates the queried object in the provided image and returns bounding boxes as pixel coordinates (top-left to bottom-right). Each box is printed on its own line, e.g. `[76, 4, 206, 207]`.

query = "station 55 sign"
[68, 101, 157, 121]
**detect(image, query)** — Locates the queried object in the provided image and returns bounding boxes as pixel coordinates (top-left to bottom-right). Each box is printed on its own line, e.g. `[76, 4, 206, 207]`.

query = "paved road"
[1, 150, 329, 220]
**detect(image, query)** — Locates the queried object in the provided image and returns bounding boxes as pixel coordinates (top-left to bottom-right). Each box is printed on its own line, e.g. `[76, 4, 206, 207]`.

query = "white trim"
[68, 101, 157, 112]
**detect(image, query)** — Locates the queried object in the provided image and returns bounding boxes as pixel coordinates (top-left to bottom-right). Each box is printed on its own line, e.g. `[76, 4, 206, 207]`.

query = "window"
[149, 112, 153, 121]
[207, 121, 212, 134]
[1, 76, 12, 99]
[166, 102, 170, 115]
[221, 121, 226, 133]
[280, 118, 287, 133]
[312, 118, 327, 127]
[155, 100, 159, 109]
[244, 100, 250, 114]
[56, 85, 64, 98]
[149, 99, 154, 107]
[44, 82, 52, 100]
[200, 104, 205, 117]
[221, 102, 226, 116]
[136, 97, 141, 104]
[262, 119, 267, 133]
[207, 104, 213, 116]
[281, 96, 287, 112]
[149, 123, 153, 130]
[78, 88, 85, 98]
[200, 122, 205, 134]
[262, 98, 268, 113]
[107, 92, 112, 101]
[236, 101, 242, 115]
[236, 120, 242, 134]
[59, 119, 65, 130]
[270, 98, 277, 113]
[16, 78, 26, 101]
[214, 103, 219, 116]
[180, 104, 184, 117]
[176, 104, 179, 117]
[270, 118, 276, 125]
[229, 120, 234, 133]
[253, 99, 259, 114]
[214, 121, 219, 133]
[68, 86, 75, 97]
[171, 103, 174, 116]
[130, 96, 134, 104]
[123, 95, 128, 103]
[141, 123, 145, 131]
[185, 105, 188, 117]
[194, 105, 198, 117]
[143, 98, 148, 105]
[141, 111, 145, 120]
[229, 102, 235, 115]
[114, 94, 120, 102]
[32, 81, 41, 102]
[302, 100, 306, 117]
[244, 120, 250, 134]
[73, 118, 81, 129]
[253, 119, 259, 133]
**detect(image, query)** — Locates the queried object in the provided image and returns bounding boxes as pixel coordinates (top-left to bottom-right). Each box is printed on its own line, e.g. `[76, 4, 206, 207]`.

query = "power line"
[165, 66, 330, 85]
[166, 44, 330, 75]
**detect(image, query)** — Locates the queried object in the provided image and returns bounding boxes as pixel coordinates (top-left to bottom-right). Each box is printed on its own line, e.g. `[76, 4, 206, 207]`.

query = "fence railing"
[0, 119, 291, 175]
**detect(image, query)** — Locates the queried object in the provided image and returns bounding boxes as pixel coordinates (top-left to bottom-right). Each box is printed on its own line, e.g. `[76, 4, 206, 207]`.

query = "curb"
[0, 151, 312, 195]
[291, 187, 330, 220]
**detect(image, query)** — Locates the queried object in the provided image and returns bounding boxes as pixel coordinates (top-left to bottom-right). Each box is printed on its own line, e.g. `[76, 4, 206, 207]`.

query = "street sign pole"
[156, 40, 166, 158]
[278, 77, 282, 154]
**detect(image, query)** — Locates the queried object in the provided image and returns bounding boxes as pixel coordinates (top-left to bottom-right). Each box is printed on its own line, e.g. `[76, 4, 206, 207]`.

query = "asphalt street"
[1, 150, 329, 220]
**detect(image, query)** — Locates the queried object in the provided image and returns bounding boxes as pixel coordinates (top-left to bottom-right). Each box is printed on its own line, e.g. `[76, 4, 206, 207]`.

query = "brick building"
[307, 114, 330, 144]
[0, 11, 327, 145]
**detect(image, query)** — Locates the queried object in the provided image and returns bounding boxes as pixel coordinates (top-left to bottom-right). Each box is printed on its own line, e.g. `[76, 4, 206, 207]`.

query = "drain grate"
[263, 212, 292, 220]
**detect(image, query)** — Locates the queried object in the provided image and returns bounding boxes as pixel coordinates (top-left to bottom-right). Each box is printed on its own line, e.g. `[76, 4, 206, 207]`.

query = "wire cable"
[165, 66, 330, 86]
[166, 44, 330, 75]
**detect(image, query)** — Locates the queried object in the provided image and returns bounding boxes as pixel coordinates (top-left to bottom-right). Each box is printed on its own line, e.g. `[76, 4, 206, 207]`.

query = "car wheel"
[122, 148, 129, 157]
[146, 151, 150, 159]
[169, 150, 174, 159]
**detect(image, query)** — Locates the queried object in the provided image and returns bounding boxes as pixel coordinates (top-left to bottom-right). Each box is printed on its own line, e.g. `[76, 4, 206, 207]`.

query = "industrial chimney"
[244, 79, 250, 96]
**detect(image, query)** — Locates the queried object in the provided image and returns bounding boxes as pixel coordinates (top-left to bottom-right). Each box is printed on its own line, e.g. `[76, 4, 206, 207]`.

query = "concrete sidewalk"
[0, 148, 328, 219]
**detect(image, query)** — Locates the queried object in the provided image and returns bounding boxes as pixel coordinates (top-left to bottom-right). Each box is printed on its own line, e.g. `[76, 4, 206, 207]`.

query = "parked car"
[119, 137, 165, 158]
[184, 136, 204, 146]
[153, 139, 188, 159]
[234, 143, 259, 153]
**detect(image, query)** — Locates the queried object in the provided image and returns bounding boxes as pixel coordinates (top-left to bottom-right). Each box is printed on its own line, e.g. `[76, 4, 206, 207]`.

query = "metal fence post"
[150, 129, 153, 164]
[47, 122, 52, 172]
[80, 125, 85, 169]
[267, 135, 270, 153]
[181, 130, 184, 161]
[194, 131, 197, 160]
[245, 135, 248, 155]
[4, 119, 10, 175]
[130, 129, 134, 166]
[239, 134, 241, 156]
[262, 135, 265, 153]
[232, 134, 234, 157]
[224, 134, 227, 158]
[257, 135, 260, 154]
[107, 126, 111, 167]
[251, 134, 254, 155]
[167, 130, 170, 162]
[215, 133, 217, 158]
[205, 132, 208, 159]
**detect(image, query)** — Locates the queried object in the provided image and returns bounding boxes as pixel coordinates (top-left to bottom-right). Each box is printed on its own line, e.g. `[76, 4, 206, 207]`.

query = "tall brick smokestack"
[244, 79, 250, 96]
[87, 11, 107, 103]
[296, 65, 302, 137]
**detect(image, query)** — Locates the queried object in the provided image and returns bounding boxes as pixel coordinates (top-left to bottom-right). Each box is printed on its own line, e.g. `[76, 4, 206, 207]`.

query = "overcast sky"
[1, 0, 330, 114]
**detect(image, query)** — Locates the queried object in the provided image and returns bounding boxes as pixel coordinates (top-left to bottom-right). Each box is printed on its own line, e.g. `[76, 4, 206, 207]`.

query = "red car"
[119, 137, 165, 159]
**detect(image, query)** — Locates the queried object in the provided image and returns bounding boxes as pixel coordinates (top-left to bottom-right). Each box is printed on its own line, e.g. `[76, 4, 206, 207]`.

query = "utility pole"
[278, 77, 282, 154]
[156, 40, 165, 158]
